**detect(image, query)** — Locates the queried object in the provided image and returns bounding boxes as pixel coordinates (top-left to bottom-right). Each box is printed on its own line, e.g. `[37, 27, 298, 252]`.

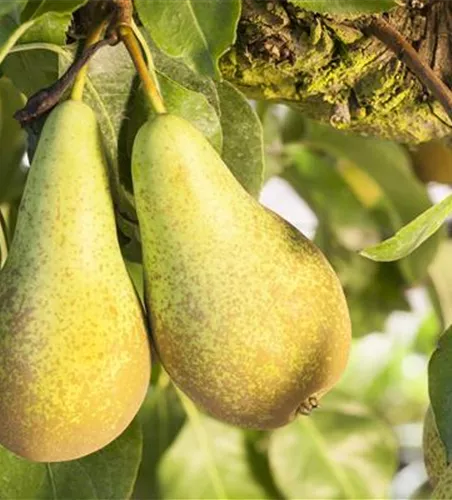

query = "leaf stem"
[119, 24, 166, 115]
[71, 18, 110, 101]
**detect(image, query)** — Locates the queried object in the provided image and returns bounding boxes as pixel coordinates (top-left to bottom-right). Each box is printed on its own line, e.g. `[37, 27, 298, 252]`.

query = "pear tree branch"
[220, 0, 452, 144]
[364, 17, 452, 121]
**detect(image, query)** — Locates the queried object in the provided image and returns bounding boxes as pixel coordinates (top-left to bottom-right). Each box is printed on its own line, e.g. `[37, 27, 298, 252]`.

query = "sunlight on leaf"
[361, 195, 452, 262]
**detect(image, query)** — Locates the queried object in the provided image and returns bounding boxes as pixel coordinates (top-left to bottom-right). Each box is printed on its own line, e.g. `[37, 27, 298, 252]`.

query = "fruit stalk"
[119, 24, 166, 115]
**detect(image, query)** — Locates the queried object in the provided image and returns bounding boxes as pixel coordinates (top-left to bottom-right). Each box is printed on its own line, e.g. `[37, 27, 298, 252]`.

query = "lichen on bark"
[220, 0, 452, 144]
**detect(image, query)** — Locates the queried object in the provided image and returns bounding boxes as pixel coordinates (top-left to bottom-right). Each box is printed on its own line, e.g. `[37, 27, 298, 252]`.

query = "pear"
[132, 114, 351, 429]
[433, 465, 452, 499]
[0, 100, 151, 462]
[424, 406, 447, 488]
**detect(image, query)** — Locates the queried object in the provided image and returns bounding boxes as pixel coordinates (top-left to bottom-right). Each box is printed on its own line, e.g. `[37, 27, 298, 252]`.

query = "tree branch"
[221, 0, 452, 144]
[364, 17, 452, 122]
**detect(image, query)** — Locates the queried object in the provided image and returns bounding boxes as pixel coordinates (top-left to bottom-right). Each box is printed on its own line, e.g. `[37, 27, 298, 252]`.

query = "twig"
[364, 17, 452, 122]
[71, 9, 113, 101]
[14, 33, 118, 126]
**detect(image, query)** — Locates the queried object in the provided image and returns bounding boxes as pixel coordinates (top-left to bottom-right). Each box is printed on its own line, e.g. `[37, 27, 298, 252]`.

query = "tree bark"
[220, 0, 452, 144]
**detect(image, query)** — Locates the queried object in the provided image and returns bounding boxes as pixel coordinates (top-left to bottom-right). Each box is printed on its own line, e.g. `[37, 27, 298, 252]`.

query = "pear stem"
[71, 19, 109, 101]
[131, 19, 161, 91]
[119, 24, 166, 115]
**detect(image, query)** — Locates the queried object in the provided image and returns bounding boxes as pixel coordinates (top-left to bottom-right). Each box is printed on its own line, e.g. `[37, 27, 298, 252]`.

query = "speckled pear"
[424, 406, 447, 488]
[132, 114, 351, 429]
[0, 100, 151, 462]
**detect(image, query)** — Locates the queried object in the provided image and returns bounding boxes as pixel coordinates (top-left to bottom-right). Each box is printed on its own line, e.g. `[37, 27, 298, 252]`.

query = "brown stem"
[111, 0, 133, 26]
[14, 33, 118, 126]
[364, 17, 452, 122]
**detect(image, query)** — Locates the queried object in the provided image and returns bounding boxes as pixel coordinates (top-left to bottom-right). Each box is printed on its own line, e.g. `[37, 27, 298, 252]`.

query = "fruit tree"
[0, 0, 451, 498]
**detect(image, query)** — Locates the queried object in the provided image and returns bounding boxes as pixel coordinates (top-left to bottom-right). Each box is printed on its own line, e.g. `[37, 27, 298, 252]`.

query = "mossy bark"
[220, 0, 452, 144]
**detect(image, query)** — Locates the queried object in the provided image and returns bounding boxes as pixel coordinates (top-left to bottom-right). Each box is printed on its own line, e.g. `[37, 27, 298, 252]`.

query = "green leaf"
[20, 0, 87, 21]
[133, 377, 186, 499]
[2, 47, 59, 96]
[135, 0, 241, 78]
[128, 72, 223, 157]
[0, 13, 33, 67]
[0, 444, 45, 499]
[0, 0, 85, 65]
[361, 194, 452, 262]
[0, 76, 27, 202]
[0, 420, 142, 499]
[429, 326, 452, 463]
[0, 1, 24, 18]
[158, 396, 272, 499]
[287, 0, 399, 14]
[268, 391, 398, 499]
[142, 30, 221, 114]
[216, 81, 264, 198]
[20, 11, 72, 45]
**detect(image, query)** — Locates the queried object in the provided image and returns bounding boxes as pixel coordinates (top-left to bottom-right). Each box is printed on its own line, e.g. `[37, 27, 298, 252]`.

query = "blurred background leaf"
[268, 391, 398, 499]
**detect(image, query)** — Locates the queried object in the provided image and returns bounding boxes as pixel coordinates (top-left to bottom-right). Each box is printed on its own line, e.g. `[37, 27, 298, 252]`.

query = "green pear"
[132, 114, 351, 429]
[0, 100, 151, 462]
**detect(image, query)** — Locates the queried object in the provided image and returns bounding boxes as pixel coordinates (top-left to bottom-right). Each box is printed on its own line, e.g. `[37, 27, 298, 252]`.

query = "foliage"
[0, 0, 451, 498]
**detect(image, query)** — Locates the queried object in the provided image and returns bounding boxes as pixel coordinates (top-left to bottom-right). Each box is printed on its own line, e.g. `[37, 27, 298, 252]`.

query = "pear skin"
[424, 406, 447, 488]
[0, 101, 151, 462]
[132, 114, 351, 429]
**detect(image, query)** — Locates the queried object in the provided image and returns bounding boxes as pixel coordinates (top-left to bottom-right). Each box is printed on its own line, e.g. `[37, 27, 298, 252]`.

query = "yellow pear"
[0, 100, 151, 462]
[132, 114, 351, 429]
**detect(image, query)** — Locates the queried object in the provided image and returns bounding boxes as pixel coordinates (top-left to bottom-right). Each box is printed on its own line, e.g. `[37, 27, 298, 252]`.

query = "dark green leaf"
[20, 0, 87, 21]
[135, 0, 241, 78]
[0, 420, 142, 499]
[216, 81, 264, 198]
[361, 195, 452, 262]
[429, 326, 452, 463]
[287, 0, 398, 14]
[0, 1, 24, 18]
[142, 31, 220, 114]
[0, 13, 33, 67]
[127, 72, 223, 158]
[3, 47, 60, 96]
[269, 391, 398, 499]
[157, 396, 271, 499]
[20, 11, 73, 45]
[0, 76, 27, 202]
[0, 0, 85, 65]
